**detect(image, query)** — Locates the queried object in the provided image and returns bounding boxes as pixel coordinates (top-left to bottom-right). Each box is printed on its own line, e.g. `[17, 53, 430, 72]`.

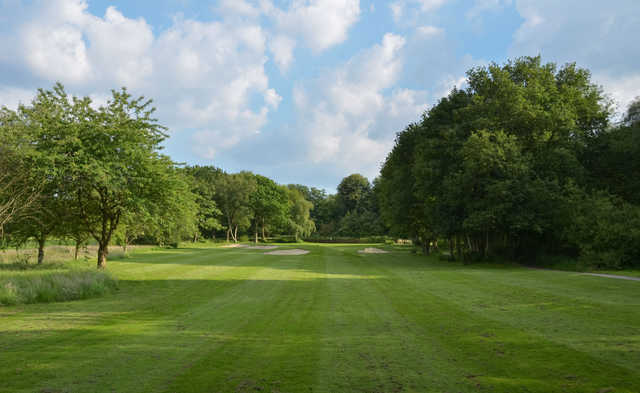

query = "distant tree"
[286, 186, 315, 241]
[249, 175, 289, 242]
[216, 172, 256, 242]
[183, 166, 223, 241]
[336, 174, 371, 215]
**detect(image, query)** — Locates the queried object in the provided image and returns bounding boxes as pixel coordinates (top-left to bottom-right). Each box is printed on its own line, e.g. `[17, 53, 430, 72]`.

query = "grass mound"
[0, 268, 118, 306]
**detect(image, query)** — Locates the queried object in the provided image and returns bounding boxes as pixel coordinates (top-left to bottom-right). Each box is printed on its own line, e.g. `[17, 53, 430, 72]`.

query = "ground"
[0, 244, 638, 392]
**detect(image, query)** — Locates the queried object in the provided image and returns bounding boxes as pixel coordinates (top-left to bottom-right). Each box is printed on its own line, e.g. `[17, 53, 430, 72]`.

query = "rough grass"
[0, 264, 118, 305]
[0, 244, 638, 392]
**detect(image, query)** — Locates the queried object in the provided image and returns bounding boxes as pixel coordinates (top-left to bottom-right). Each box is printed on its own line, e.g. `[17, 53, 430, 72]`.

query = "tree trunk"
[261, 217, 266, 242]
[37, 237, 46, 265]
[74, 241, 80, 260]
[226, 228, 230, 242]
[233, 225, 238, 243]
[97, 243, 108, 269]
[255, 228, 258, 243]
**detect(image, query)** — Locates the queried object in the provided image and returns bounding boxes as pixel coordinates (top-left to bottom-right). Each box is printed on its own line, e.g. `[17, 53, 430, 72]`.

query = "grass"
[0, 262, 118, 305]
[0, 243, 638, 392]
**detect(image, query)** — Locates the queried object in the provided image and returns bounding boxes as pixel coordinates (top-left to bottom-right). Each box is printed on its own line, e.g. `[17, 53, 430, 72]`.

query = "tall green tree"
[286, 186, 315, 241]
[215, 172, 256, 242]
[249, 175, 289, 242]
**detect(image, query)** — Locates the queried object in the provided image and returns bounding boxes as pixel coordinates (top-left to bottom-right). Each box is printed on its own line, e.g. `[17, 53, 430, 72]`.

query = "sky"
[1, 0, 639, 192]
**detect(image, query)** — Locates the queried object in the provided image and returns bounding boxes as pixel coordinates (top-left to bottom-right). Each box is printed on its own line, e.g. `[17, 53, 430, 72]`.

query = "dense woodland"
[1, 57, 639, 269]
[378, 56, 640, 268]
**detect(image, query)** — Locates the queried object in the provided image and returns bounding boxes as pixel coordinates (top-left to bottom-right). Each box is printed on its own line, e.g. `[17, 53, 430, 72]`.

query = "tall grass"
[0, 267, 118, 306]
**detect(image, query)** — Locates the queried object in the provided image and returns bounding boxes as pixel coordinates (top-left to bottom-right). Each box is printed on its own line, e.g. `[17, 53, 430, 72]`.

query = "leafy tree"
[183, 166, 223, 241]
[249, 175, 289, 242]
[286, 186, 315, 241]
[379, 56, 615, 262]
[215, 172, 256, 242]
[336, 174, 371, 214]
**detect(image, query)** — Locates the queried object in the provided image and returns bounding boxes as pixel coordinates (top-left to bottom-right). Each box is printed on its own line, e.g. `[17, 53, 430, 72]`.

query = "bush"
[0, 269, 118, 305]
[567, 192, 640, 269]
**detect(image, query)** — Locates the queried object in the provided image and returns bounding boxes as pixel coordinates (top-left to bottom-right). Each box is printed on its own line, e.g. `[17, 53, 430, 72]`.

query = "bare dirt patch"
[264, 249, 310, 256]
[246, 245, 279, 250]
[220, 244, 248, 248]
[358, 247, 390, 254]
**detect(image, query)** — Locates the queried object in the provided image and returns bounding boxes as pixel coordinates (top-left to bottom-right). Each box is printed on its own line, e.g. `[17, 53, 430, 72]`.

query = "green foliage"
[1, 83, 195, 267]
[214, 171, 257, 242]
[182, 166, 223, 240]
[286, 186, 315, 241]
[378, 56, 639, 266]
[249, 175, 289, 241]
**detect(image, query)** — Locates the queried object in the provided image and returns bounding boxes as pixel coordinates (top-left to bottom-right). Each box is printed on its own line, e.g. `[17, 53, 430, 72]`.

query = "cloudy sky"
[1, 0, 639, 191]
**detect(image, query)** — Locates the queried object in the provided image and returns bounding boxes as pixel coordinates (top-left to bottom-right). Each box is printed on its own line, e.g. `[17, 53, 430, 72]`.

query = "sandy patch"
[246, 245, 279, 250]
[358, 247, 390, 254]
[220, 244, 248, 248]
[264, 249, 310, 256]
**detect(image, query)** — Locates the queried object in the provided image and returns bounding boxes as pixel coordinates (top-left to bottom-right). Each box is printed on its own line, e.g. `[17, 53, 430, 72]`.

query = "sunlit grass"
[0, 244, 638, 392]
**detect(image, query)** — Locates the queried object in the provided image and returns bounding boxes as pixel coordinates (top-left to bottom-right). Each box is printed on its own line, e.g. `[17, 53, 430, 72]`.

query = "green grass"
[0, 244, 638, 392]
[0, 262, 118, 305]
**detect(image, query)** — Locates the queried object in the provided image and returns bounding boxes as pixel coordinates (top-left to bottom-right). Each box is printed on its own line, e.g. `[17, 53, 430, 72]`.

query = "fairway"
[1, 244, 639, 393]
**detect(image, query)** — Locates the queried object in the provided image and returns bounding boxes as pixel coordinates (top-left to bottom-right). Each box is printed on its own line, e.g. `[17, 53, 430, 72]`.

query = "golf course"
[1, 244, 638, 392]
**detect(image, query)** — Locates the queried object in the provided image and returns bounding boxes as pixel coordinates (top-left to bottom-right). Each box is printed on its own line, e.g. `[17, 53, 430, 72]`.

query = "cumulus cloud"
[0, 87, 35, 110]
[293, 33, 429, 179]
[269, 34, 296, 72]
[390, 0, 448, 23]
[509, 0, 640, 111]
[268, 0, 361, 53]
[0, 0, 281, 160]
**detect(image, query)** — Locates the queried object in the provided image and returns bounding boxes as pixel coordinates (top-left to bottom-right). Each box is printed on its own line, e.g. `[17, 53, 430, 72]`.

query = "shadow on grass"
[1, 276, 638, 393]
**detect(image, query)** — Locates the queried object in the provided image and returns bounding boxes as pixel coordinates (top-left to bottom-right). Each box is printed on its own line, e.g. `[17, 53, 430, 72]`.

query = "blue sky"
[1, 0, 639, 192]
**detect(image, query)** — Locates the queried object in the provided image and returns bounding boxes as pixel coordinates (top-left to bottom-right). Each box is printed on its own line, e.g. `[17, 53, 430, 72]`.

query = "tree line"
[377, 56, 640, 268]
[0, 84, 316, 268]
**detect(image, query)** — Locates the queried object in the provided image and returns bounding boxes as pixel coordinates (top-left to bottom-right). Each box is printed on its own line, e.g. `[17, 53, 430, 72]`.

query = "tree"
[249, 175, 289, 242]
[215, 172, 256, 242]
[183, 166, 223, 241]
[0, 87, 78, 262]
[286, 186, 315, 241]
[336, 174, 371, 215]
[379, 56, 613, 262]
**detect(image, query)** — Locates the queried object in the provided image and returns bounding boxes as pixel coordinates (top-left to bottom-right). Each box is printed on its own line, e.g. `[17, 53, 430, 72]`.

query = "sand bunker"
[264, 249, 310, 256]
[246, 245, 279, 250]
[358, 247, 390, 254]
[220, 244, 248, 248]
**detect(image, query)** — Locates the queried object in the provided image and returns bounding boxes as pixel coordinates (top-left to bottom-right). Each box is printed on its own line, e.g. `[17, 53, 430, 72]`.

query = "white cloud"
[269, 34, 296, 72]
[391, 0, 449, 23]
[510, 0, 640, 111]
[0, 0, 281, 160]
[294, 33, 429, 178]
[594, 73, 640, 116]
[417, 0, 447, 12]
[20, 1, 92, 84]
[417, 25, 443, 37]
[84, 7, 154, 88]
[390, 2, 403, 22]
[269, 0, 361, 53]
[0, 87, 35, 110]
[264, 88, 282, 109]
[216, 0, 261, 18]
